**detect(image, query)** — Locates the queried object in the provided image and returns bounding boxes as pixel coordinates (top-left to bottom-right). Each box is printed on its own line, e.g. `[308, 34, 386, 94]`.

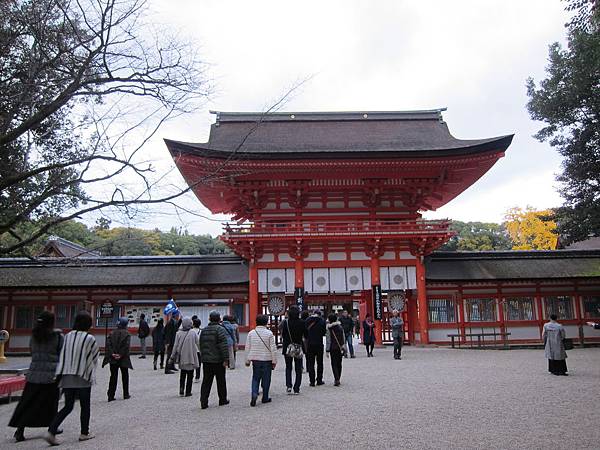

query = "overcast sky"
[107, 0, 570, 236]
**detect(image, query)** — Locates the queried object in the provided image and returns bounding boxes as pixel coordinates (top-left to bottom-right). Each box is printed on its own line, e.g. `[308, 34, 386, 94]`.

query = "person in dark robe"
[9, 311, 63, 442]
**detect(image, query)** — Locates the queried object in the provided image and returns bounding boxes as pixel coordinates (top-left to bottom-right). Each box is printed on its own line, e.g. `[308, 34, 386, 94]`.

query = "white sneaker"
[44, 432, 59, 446]
[79, 433, 95, 441]
[286, 387, 292, 394]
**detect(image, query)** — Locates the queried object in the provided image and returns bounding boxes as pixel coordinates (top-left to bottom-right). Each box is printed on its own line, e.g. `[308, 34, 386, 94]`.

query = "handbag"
[563, 338, 574, 350]
[285, 320, 304, 359]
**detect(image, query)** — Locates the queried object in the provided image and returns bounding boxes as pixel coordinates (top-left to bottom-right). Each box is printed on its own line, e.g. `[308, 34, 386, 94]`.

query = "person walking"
[164, 311, 180, 374]
[170, 317, 200, 397]
[389, 310, 404, 360]
[103, 317, 133, 402]
[221, 315, 238, 370]
[281, 306, 306, 394]
[339, 310, 355, 359]
[199, 311, 230, 409]
[245, 314, 278, 406]
[152, 318, 166, 370]
[9, 311, 63, 442]
[543, 314, 568, 376]
[192, 317, 202, 382]
[45, 311, 99, 445]
[363, 313, 376, 357]
[137, 313, 150, 359]
[325, 313, 346, 386]
[305, 309, 326, 387]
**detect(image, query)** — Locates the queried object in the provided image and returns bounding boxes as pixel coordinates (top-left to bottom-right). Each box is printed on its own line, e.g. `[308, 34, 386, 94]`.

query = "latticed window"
[544, 296, 574, 320]
[504, 297, 535, 321]
[15, 306, 45, 329]
[55, 304, 79, 329]
[582, 296, 600, 318]
[466, 298, 496, 322]
[428, 299, 456, 323]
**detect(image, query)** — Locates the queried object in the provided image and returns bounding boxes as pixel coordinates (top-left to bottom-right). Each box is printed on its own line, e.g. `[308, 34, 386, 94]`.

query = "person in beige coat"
[170, 317, 200, 396]
[245, 314, 277, 406]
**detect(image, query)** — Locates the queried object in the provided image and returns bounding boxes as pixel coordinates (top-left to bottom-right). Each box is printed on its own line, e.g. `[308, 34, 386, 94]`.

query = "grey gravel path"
[1, 346, 599, 450]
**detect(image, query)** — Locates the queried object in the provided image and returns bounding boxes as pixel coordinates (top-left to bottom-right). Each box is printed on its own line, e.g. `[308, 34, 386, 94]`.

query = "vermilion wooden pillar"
[415, 256, 429, 344]
[249, 260, 259, 328]
[370, 256, 383, 346]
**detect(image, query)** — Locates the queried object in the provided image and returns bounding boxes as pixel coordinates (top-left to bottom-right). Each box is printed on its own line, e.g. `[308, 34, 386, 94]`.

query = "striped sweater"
[55, 331, 100, 384]
[245, 326, 277, 363]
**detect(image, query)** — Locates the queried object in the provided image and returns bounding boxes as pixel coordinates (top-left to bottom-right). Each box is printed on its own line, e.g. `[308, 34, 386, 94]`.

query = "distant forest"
[1, 207, 560, 257]
[2, 219, 231, 257]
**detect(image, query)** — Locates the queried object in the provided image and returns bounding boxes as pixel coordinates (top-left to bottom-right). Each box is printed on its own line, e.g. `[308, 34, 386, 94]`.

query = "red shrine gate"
[166, 110, 513, 344]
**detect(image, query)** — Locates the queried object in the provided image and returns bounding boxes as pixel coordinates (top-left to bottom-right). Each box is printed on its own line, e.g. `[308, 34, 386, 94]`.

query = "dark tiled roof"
[426, 250, 600, 281]
[165, 110, 513, 160]
[566, 237, 600, 250]
[0, 255, 248, 288]
[37, 236, 101, 258]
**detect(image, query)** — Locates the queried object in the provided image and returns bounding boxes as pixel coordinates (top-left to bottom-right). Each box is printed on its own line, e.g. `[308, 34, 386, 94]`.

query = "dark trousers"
[306, 344, 324, 384]
[330, 349, 343, 382]
[393, 335, 403, 358]
[366, 342, 374, 355]
[195, 353, 202, 380]
[49, 387, 91, 435]
[251, 360, 272, 400]
[180, 370, 193, 395]
[200, 362, 227, 406]
[284, 355, 303, 392]
[153, 349, 164, 367]
[108, 365, 129, 399]
[165, 344, 175, 372]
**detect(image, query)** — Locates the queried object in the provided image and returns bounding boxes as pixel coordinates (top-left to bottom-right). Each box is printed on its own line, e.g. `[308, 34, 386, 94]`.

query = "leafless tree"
[0, 0, 213, 255]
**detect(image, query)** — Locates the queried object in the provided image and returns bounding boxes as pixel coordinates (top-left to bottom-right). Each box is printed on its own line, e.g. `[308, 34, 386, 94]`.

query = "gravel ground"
[1, 346, 599, 450]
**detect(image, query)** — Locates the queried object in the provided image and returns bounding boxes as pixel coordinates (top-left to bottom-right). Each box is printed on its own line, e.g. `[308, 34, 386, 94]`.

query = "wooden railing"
[222, 219, 452, 238]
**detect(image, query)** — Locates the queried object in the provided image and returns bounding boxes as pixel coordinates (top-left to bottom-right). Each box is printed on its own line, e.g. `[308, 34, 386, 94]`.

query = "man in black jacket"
[338, 310, 355, 358]
[163, 311, 180, 374]
[199, 311, 230, 409]
[305, 310, 326, 386]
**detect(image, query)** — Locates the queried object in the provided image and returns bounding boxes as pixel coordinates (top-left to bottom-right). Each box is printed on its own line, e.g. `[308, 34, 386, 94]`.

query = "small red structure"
[166, 109, 513, 344]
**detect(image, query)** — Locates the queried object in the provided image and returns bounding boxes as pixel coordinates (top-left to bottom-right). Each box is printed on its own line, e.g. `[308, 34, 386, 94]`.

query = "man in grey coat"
[542, 314, 568, 376]
[389, 310, 404, 360]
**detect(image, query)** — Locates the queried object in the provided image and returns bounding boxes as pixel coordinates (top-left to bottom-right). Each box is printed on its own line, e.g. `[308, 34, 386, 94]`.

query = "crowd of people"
[8, 305, 596, 444]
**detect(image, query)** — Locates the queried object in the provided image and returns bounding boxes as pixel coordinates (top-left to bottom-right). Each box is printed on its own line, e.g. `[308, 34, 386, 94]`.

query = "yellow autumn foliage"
[503, 206, 559, 250]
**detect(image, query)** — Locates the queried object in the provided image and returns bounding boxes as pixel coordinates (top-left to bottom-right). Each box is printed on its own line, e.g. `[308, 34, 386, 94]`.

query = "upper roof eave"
[164, 134, 513, 161]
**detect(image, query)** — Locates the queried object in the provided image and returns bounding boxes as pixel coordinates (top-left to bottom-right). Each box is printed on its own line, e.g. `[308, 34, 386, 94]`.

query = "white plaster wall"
[428, 328, 456, 342]
[563, 325, 580, 339]
[305, 252, 324, 261]
[399, 251, 415, 259]
[505, 326, 540, 340]
[279, 254, 293, 262]
[407, 266, 417, 289]
[350, 252, 369, 261]
[381, 251, 395, 260]
[328, 252, 346, 261]
[258, 253, 274, 262]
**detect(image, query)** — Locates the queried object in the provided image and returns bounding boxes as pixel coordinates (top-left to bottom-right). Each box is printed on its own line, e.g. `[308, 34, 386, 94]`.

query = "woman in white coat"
[542, 314, 568, 376]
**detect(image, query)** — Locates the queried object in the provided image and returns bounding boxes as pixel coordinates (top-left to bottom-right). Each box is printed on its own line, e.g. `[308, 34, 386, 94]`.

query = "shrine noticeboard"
[372, 285, 383, 320]
[100, 301, 114, 319]
[294, 287, 305, 312]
